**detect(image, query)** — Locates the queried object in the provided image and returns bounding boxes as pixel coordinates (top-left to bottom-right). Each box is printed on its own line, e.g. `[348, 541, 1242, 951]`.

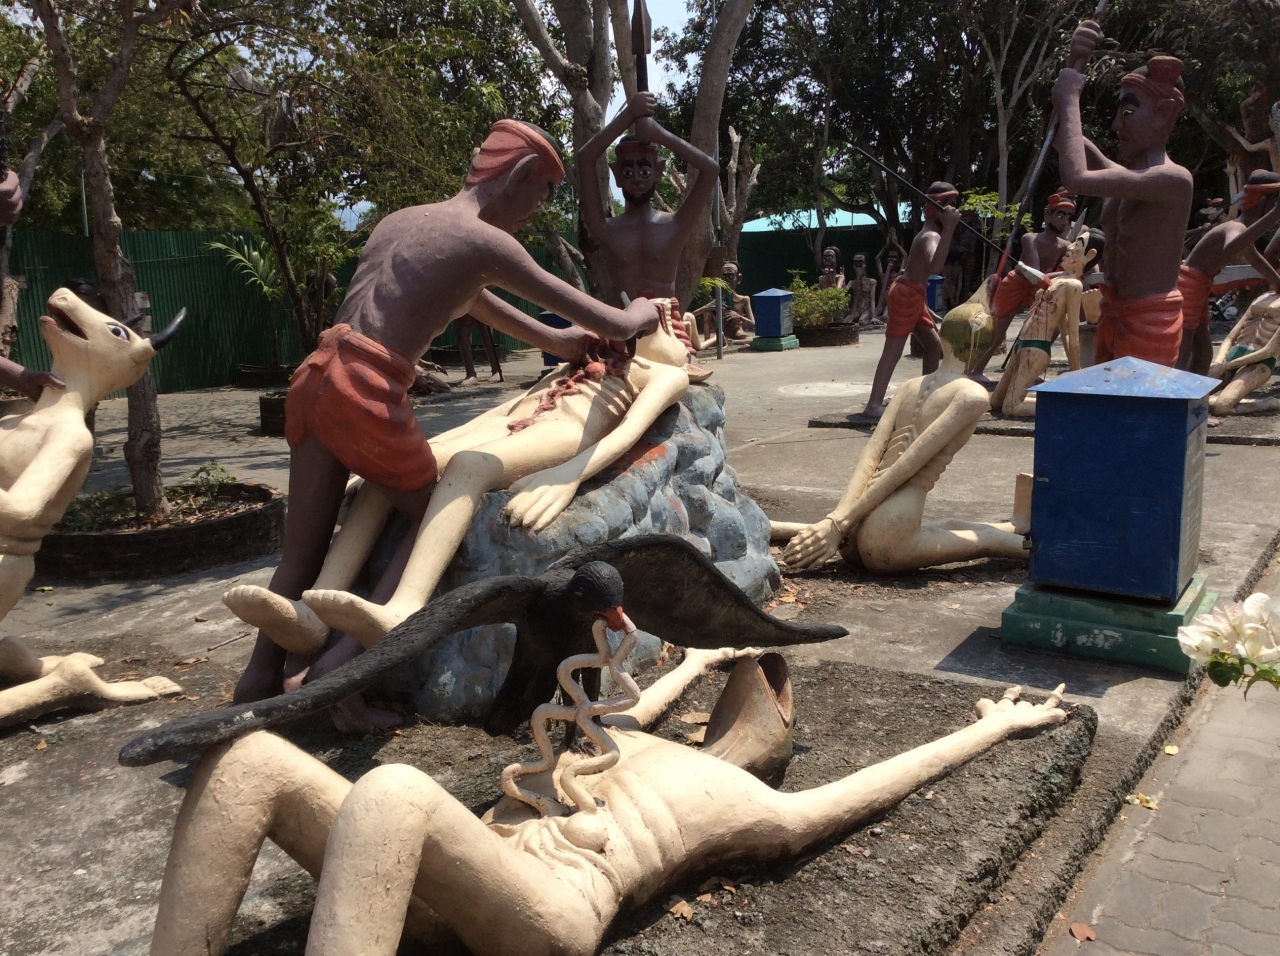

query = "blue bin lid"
[753, 288, 793, 299]
[1029, 356, 1218, 400]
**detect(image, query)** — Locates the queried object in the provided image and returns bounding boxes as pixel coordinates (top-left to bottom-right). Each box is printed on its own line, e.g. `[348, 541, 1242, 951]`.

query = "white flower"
[1179, 593, 1280, 666]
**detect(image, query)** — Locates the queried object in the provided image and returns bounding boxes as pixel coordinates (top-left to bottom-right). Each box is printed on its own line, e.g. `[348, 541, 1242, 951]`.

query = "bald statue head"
[1240, 169, 1280, 221]
[938, 296, 994, 369]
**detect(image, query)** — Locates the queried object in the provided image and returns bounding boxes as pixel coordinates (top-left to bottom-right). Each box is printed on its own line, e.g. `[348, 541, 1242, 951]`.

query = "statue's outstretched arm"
[604, 647, 760, 731]
[578, 94, 651, 246]
[505, 364, 689, 531]
[0, 429, 90, 536]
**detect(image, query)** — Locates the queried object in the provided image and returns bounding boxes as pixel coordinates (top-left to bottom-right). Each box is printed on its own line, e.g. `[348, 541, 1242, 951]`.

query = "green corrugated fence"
[9, 229, 577, 393]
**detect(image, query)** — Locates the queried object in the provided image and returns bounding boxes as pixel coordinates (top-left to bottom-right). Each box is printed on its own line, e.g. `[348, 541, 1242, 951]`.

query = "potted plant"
[207, 236, 297, 390]
[789, 276, 858, 347]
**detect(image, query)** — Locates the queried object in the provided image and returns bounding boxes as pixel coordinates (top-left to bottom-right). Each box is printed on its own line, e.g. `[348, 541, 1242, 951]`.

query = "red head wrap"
[467, 119, 565, 187]
[1241, 180, 1280, 212]
[1120, 56, 1186, 131]
[926, 183, 959, 209]
[1047, 192, 1076, 213]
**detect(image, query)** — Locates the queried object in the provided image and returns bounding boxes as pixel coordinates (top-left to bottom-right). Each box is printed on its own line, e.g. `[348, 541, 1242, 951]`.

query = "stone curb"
[808, 414, 1280, 445]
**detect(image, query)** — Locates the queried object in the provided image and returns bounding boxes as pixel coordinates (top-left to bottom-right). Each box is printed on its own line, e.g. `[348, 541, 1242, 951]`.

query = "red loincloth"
[1177, 264, 1213, 331]
[286, 324, 438, 492]
[1095, 283, 1184, 367]
[994, 270, 1037, 319]
[885, 277, 934, 339]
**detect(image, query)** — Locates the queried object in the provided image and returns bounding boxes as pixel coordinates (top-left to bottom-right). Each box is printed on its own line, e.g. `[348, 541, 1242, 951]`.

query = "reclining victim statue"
[224, 301, 695, 699]
[0, 289, 185, 728]
[776, 304, 1028, 573]
[1208, 291, 1280, 415]
[143, 622, 1070, 956]
[989, 231, 1093, 418]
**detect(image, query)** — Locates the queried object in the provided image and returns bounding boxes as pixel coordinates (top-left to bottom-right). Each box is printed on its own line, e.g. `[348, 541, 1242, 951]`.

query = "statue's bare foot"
[281, 648, 328, 693]
[330, 694, 404, 734]
[861, 402, 887, 420]
[489, 370, 505, 383]
[967, 372, 992, 385]
[223, 585, 330, 655]
[459, 375, 480, 387]
[302, 590, 411, 647]
[233, 661, 282, 703]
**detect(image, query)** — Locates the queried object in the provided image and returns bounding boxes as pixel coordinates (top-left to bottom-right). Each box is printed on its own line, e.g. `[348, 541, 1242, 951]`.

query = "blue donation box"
[752, 288, 794, 338]
[1026, 357, 1219, 603]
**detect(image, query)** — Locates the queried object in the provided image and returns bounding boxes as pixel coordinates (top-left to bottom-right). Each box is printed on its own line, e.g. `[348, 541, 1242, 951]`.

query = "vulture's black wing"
[551, 535, 847, 648]
[119, 576, 545, 767]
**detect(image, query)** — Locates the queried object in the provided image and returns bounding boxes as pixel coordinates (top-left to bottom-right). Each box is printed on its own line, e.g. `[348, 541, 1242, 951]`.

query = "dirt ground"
[0, 656, 1095, 956]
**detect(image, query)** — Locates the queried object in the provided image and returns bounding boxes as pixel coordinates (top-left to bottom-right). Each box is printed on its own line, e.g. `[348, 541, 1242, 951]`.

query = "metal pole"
[80, 167, 89, 238]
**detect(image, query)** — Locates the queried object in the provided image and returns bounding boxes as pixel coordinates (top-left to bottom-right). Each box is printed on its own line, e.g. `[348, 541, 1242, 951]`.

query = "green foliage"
[55, 462, 241, 532]
[787, 273, 849, 328]
[960, 189, 1031, 236]
[206, 237, 282, 302]
[1205, 651, 1280, 698]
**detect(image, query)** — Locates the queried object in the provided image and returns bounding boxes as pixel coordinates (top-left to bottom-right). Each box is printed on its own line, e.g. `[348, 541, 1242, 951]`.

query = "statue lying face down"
[0, 290, 185, 728]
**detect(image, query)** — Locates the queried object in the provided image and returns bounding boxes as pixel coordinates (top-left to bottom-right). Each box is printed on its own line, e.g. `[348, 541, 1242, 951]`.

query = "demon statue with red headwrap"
[1052, 23, 1194, 367]
[861, 182, 961, 419]
[224, 119, 662, 724]
[1177, 171, 1280, 374]
[970, 190, 1078, 380]
[576, 93, 720, 363]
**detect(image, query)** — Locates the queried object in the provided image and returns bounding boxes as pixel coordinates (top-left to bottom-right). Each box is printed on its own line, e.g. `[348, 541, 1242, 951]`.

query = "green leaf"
[1206, 655, 1244, 687]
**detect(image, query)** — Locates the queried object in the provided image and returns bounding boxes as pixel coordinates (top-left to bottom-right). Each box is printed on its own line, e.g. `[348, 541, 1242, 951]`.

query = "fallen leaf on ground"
[669, 900, 694, 920]
[699, 876, 736, 893]
[1068, 922, 1097, 941]
[842, 844, 872, 858]
[1164, 745, 1179, 755]
[174, 657, 209, 668]
[948, 603, 961, 609]
[1125, 792, 1159, 810]
[685, 727, 706, 744]
[178, 695, 201, 701]
[924, 790, 935, 800]
[34, 586, 52, 592]
[194, 615, 208, 623]
[779, 595, 797, 603]
[696, 893, 715, 903]
[35, 740, 47, 750]
[678, 711, 711, 725]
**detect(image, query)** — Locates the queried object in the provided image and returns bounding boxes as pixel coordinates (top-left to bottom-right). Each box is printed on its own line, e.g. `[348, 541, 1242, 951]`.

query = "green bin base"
[999, 572, 1215, 675]
[749, 335, 799, 352]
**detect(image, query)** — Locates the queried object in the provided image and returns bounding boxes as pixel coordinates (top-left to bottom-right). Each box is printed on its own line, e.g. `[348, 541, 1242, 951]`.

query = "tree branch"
[3, 49, 47, 114]
[510, 0, 577, 87]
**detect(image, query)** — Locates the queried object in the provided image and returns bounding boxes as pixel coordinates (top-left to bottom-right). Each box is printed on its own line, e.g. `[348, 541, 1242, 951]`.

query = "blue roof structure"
[1029, 356, 1218, 400]
[753, 288, 792, 298]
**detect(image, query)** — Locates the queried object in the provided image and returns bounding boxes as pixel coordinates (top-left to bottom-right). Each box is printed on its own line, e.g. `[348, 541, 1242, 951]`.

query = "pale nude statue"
[1208, 292, 1280, 415]
[0, 289, 184, 727]
[145, 637, 1069, 956]
[777, 304, 1028, 573]
[989, 233, 1092, 418]
[225, 301, 692, 677]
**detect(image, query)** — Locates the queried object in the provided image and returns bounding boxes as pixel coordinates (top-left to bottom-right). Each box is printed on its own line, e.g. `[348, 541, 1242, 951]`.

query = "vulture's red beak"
[598, 606, 626, 631]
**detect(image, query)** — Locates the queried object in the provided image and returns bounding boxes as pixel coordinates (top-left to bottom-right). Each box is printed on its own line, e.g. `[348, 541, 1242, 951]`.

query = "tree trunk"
[82, 138, 168, 515]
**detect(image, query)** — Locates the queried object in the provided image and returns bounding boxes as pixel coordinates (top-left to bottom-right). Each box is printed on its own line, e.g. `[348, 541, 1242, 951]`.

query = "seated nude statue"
[1208, 292, 1280, 415]
[777, 305, 1028, 573]
[0, 289, 183, 727]
[989, 232, 1093, 418]
[146, 634, 1068, 956]
[226, 301, 692, 676]
[687, 260, 755, 348]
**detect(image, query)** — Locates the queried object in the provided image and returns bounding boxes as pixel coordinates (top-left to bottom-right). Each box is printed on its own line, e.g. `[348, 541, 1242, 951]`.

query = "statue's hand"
[1052, 68, 1087, 113]
[780, 516, 844, 570]
[1068, 19, 1102, 63]
[506, 465, 582, 531]
[633, 115, 662, 143]
[626, 91, 657, 121]
[17, 368, 66, 403]
[975, 684, 1067, 736]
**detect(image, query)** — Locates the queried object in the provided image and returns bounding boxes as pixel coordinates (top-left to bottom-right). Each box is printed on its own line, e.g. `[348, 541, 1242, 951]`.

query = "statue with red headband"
[969, 191, 1077, 381]
[227, 119, 661, 712]
[1178, 171, 1280, 374]
[577, 92, 720, 363]
[861, 183, 960, 419]
[1052, 26, 1194, 367]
